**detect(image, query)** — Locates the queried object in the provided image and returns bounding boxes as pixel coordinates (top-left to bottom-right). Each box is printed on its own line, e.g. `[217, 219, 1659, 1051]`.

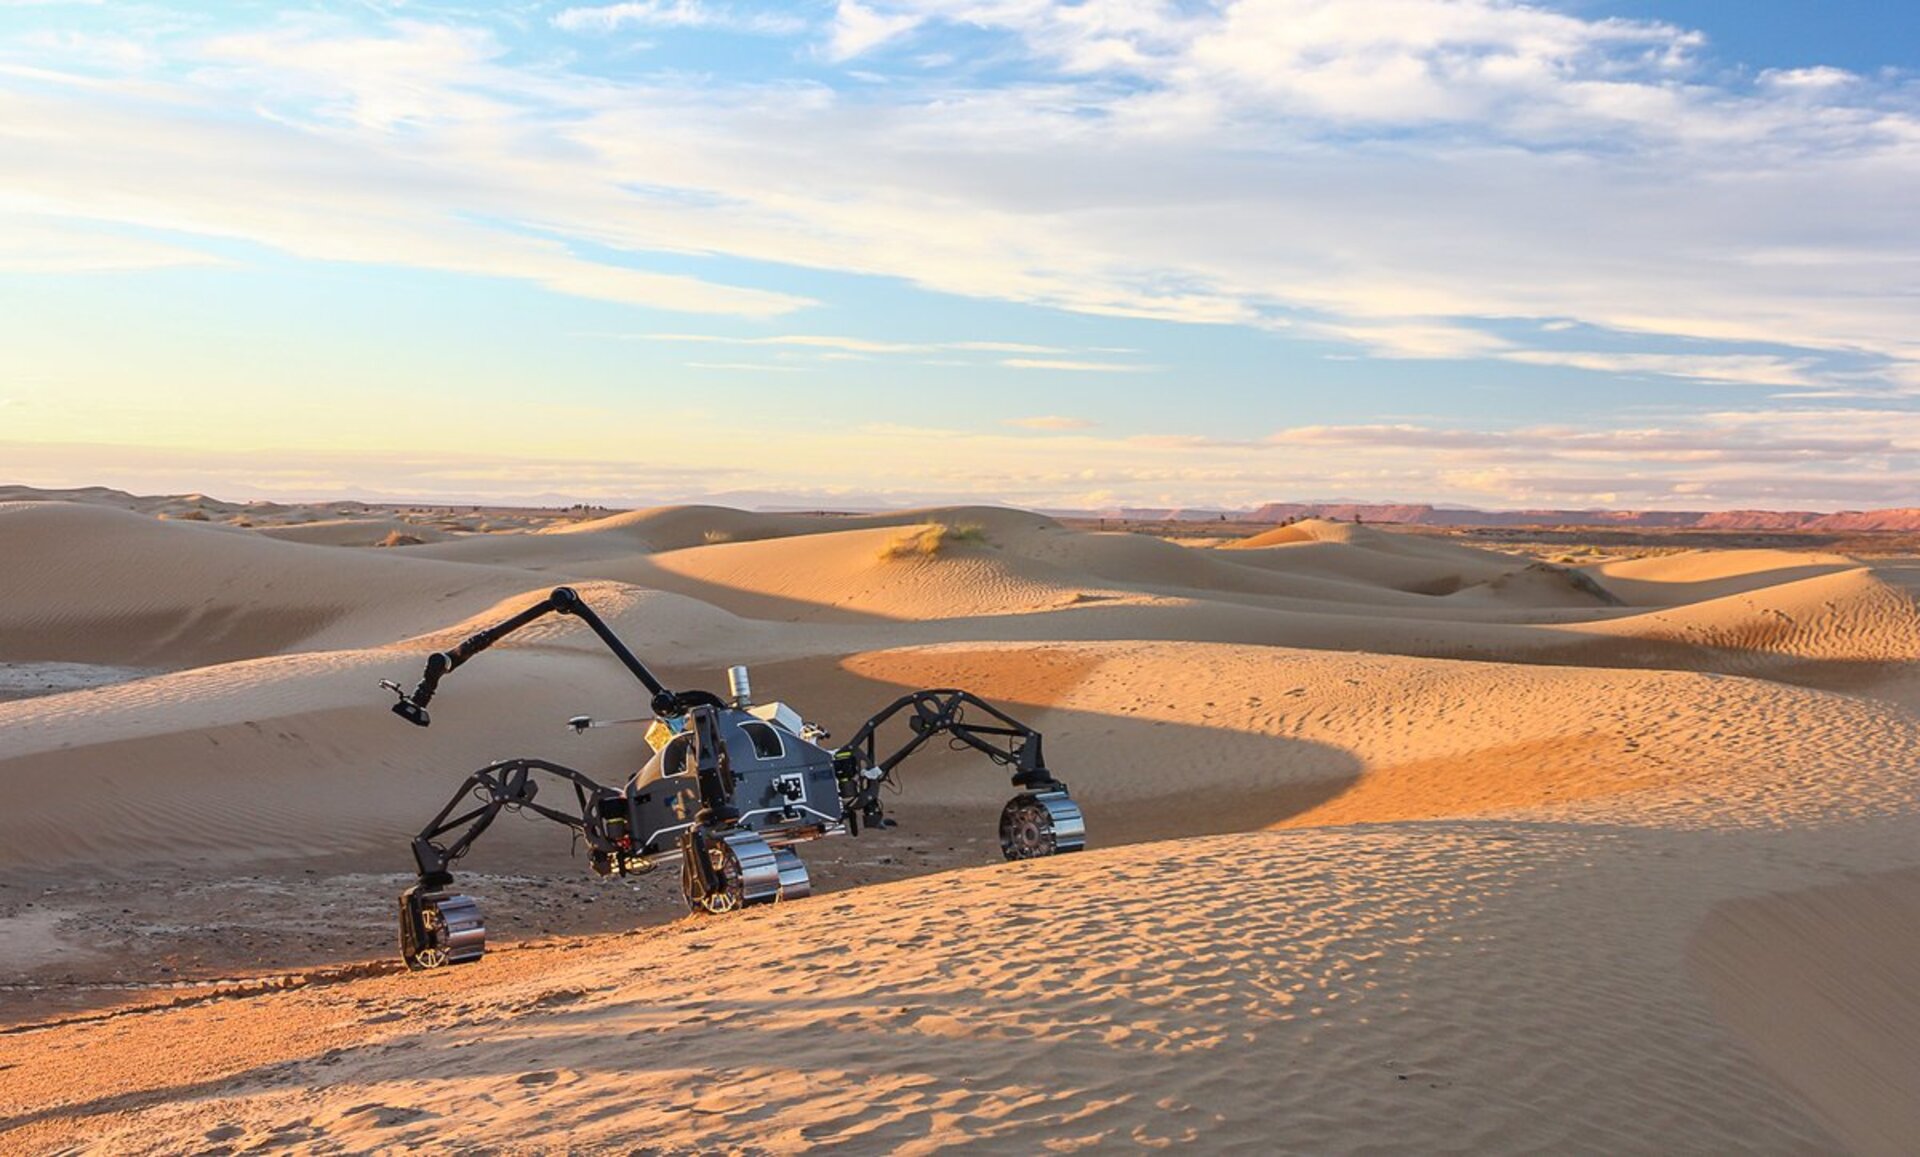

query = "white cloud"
[9, 29, 153, 72]
[1311, 320, 1512, 360]
[1001, 358, 1154, 372]
[0, 39, 812, 316]
[1500, 351, 1820, 389]
[17, 400, 1920, 510]
[675, 0, 1917, 366]
[1882, 363, 1920, 392]
[1178, 0, 1698, 126]
[1004, 415, 1094, 430]
[1267, 420, 1904, 463]
[197, 19, 512, 131]
[946, 340, 1068, 354]
[4, 0, 1917, 400]
[553, 2, 805, 36]
[0, 215, 224, 272]
[529, 262, 808, 315]
[1760, 66, 1858, 91]
[630, 333, 1082, 357]
[826, 1, 922, 61]
[639, 333, 930, 353]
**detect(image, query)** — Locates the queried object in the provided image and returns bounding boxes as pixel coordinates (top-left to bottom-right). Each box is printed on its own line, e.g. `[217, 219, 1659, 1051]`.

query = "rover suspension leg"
[838, 688, 1089, 859]
[395, 759, 626, 969]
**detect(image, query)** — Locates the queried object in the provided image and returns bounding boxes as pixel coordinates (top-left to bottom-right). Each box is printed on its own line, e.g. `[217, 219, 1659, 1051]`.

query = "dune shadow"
[1688, 865, 1920, 1153]
[0, 604, 347, 669]
[742, 655, 1366, 846]
[572, 554, 901, 624]
[1588, 561, 1855, 607]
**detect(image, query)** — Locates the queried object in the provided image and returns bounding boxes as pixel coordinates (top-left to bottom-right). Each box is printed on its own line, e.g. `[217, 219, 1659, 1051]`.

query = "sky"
[1, 0, 1916, 512]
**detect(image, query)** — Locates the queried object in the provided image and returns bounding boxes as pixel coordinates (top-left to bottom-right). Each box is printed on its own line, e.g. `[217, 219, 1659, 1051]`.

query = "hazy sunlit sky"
[2, 0, 1917, 511]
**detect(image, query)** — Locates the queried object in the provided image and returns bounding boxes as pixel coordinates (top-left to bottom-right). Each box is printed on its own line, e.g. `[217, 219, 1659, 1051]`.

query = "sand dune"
[585, 515, 1617, 623]
[1692, 866, 1920, 1155]
[3, 497, 1919, 1152]
[1441, 561, 1622, 608]
[540, 503, 827, 548]
[1562, 566, 1920, 681]
[1587, 549, 1859, 606]
[1231, 515, 1525, 564]
[0, 503, 561, 667]
[1222, 522, 1318, 547]
[428, 504, 1060, 560]
[843, 639, 1920, 830]
[0, 826, 1873, 1154]
[1019, 520, 1469, 603]
[1218, 517, 1621, 604]
[253, 519, 452, 548]
[575, 524, 1127, 622]
[1223, 537, 1510, 596]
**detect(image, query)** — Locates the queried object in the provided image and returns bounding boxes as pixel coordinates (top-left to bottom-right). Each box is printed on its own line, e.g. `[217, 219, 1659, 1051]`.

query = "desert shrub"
[378, 530, 426, 548]
[170, 509, 210, 521]
[878, 522, 988, 561]
[703, 529, 736, 545]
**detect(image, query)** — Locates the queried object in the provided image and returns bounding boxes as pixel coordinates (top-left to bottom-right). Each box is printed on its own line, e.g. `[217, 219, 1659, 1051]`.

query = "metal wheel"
[400, 891, 486, 970]
[774, 847, 812, 900]
[999, 791, 1087, 860]
[683, 830, 781, 914]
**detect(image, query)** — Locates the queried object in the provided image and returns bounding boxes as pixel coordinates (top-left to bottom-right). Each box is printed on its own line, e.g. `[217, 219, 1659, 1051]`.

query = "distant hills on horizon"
[7, 483, 1920, 533]
[1088, 503, 1920, 532]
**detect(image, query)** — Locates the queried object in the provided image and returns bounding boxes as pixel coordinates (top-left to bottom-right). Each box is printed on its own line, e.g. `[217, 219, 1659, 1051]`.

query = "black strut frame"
[834, 689, 1064, 830]
[409, 758, 626, 889]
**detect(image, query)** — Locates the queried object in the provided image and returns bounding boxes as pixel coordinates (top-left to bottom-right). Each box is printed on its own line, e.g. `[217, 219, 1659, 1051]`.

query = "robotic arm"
[381, 585, 721, 726]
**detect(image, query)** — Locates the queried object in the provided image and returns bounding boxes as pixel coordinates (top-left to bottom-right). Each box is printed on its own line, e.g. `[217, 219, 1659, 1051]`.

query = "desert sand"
[3, 497, 1919, 1153]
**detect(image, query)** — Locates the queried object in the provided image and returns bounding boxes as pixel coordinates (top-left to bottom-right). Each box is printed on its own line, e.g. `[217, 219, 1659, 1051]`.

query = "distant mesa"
[6, 484, 1920, 533]
[1101, 503, 1920, 533]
